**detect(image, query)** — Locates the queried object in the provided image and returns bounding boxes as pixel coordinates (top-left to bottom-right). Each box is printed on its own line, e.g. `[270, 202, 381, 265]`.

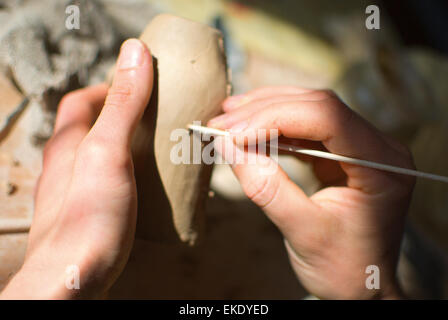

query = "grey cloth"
[0, 0, 158, 103]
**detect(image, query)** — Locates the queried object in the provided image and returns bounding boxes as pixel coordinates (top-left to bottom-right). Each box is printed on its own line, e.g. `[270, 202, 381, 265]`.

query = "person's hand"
[208, 87, 415, 299]
[0, 39, 153, 299]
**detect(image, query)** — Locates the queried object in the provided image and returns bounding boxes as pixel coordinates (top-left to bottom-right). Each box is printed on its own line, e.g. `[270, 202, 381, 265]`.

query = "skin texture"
[0, 39, 153, 299]
[0, 43, 414, 299]
[208, 87, 415, 299]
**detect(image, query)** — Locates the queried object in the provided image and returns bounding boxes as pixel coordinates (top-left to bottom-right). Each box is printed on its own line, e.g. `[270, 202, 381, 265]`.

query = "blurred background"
[1, 0, 448, 299]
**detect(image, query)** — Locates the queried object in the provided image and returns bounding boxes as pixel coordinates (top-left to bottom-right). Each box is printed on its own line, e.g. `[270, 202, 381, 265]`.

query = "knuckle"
[322, 89, 338, 98]
[104, 84, 134, 107]
[398, 143, 415, 168]
[42, 132, 67, 162]
[299, 89, 338, 102]
[398, 146, 417, 190]
[316, 89, 337, 99]
[320, 98, 353, 130]
[268, 102, 296, 124]
[57, 91, 91, 125]
[76, 138, 131, 170]
[243, 174, 280, 209]
[391, 175, 416, 200]
[59, 91, 81, 107]
[57, 93, 78, 118]
[77, 138, 110, 165]
[385, 138, 416, 170]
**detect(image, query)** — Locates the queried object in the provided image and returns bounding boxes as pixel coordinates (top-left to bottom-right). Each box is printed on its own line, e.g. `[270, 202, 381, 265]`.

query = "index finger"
[218, 97, 412, 191]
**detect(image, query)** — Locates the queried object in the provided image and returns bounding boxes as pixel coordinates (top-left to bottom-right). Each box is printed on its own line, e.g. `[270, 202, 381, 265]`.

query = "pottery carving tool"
[188, 124, 448, 184]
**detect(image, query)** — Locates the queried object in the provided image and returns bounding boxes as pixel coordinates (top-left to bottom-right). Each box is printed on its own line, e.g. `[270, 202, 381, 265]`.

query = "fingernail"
[229, 120, 248, 133]
[117, 39, 145, 69]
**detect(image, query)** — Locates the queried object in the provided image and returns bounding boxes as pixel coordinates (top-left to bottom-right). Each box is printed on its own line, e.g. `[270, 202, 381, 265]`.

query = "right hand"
[208, 87, 415, 299]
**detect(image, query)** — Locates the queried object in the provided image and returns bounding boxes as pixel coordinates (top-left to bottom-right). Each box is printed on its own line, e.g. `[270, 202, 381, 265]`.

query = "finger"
[210, 95, 302, 129]
[214, 136, 317, 235]
[378, 132, 414, 160]
[54, 84, 108, 134]
[312, 156, 347, 186]
[223, 86, 314, 112]
[274, 137, 347, 187]
[42, 84, 108, 172]
[36, 85, 108, 218]
[213, 90, 335, 129]
[86, 39, 153, 150]
[221, 98, 410, 191]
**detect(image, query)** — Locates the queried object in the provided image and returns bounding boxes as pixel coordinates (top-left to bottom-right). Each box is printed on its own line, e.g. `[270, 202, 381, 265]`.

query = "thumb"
[88, 39, 153, 148]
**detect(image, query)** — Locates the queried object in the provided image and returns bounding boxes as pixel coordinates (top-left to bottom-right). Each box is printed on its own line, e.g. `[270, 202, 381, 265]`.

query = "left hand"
[1, 39, 153, 299]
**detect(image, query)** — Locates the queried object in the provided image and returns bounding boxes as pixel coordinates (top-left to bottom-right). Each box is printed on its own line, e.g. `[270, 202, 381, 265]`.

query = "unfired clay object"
[130, 14, 229, 245]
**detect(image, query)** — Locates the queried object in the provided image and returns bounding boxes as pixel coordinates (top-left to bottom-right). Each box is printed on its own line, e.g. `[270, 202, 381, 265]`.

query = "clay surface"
[132, 14, 229, 244]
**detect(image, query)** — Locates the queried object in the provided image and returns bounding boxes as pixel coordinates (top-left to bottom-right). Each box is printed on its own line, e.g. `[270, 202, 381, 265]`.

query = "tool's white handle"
[277, 143, 448, 184]
[188, 124, 448, 184]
